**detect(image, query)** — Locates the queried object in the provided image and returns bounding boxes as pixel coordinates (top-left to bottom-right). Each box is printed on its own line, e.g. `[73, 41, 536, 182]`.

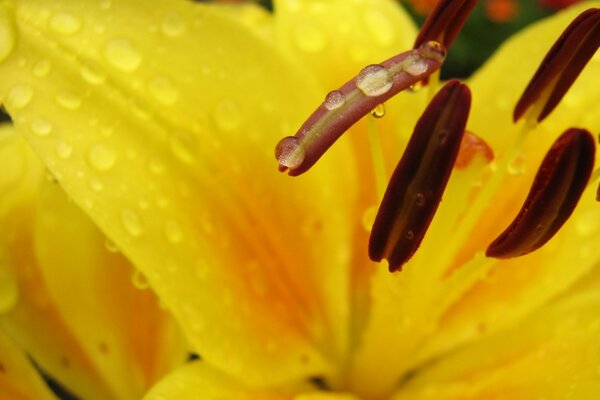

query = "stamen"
[369, 80, 472, 272]
[414, 0, 478, 50]
[486, 128, 595, 259]
[275, 41, 447, 176]
[513, 8, 600, 123]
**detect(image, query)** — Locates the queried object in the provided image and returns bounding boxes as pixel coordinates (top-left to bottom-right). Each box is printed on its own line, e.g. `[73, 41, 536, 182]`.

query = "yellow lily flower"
[0, 0, 599, 399]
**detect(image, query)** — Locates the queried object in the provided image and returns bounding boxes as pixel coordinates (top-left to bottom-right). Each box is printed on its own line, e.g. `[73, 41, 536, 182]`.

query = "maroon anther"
[369, 80, 471, 272]
[513, 8, 600, 123]
[414, 0, 478, 50]
[487, 128, 595, 259]
[275, 41, 447, 176]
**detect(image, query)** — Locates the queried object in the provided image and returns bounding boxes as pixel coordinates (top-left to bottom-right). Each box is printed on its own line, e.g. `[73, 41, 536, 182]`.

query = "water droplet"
[80, 62, 107, 85]
[120, 208, 143, 237]
[507, 153, 526, 176]
[363, 10, 395, 47]
[356, 64, 392, 97]
[104, 239, 119, 253]
[148, 157, 165, 174]
[165, 219, 183, 243]
[55, 90, 82, 110]
[292, 22, 326, 53]
[148, 75, 179, 105]
[131, 269, 149, 290]
[32, 59, 51, 77]
[30, 117, 52, 136]
[403, 55, 428, 76]
[362, 205, 378, 232]
[6, 85, 33, 109]
[161, 12, 186, 37]
[87, 144, 117, 171]
[275, 136, 305, 170]
[213, 100, 242, 132]
[415, 193, 425, 207]
[170, 131, 197, 164]
[371, 103, 385, 118]
[406, 230, 414, 240]
[576, 209, 600, 237]
[50, 12, 82, 35]
[408, 81, 424, 93]
[55, 141, 73, 159]
[324, 90, 345, 110]
[0, 5, 17, 63]
[89, 177, 104, 192]
[104, 38, 142, 72]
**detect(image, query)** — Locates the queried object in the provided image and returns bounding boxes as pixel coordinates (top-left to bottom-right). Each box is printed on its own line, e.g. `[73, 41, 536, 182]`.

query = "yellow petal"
[0, 0, 357, 385]
[392, 273, 600, 400]
[143, 362, 294, 400]
[0, 329, 57, 400]
[0, 126, 187, 399]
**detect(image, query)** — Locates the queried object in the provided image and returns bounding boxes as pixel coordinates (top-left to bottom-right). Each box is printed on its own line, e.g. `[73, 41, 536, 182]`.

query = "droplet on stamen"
[275, 136, 306, 170]
[356, 64, 393, 97]
[324, 90, 345, 110]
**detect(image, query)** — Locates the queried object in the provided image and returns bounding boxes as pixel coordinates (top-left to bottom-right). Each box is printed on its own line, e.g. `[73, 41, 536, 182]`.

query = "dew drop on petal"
[0, 5, 17, 64]
[356, 64, 393, 97]
[55, 90, 82, 110]
[30, 117, 52, 136]
[165, 219, 183, 243]
[104, 38, 142, 72]
[55, 141, 73, 159]
[6, 85, 33, 109]
[324, 90, 345, 110]
[507, 153, 526, 176]
[213, 100, 242, 132]
[87, 144, 117, 171]
[371, 103, 386, 118]
[275, 136, 305, 169]
[50, 12, 82, 35]
[32, 59, 52, 77]
[120, 208, 143, 237]
[161, 12, 186, 37]
[80, 62, 107, 85]
[148, 75, 179, 105]
[148, 157, 165, 174]
[131, 269, 149, 290]
[362, 205, 378, 232]
[89, 177, 104, 192]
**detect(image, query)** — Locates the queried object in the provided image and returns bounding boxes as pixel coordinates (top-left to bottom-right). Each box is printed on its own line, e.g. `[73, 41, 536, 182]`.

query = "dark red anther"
[414, 0, 479, 50]
[513, 9, 600, 123]
[369, 80, 472, 272]
[486, 128, 595, 259]
[275, 42, 447, 176]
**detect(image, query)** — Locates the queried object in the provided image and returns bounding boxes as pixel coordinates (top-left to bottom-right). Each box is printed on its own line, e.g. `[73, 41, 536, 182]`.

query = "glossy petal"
[393, 275, 600, 400]
[143, 362, 296, 400]
[0, 0, 356, 386]
[0, 329, 57, 400]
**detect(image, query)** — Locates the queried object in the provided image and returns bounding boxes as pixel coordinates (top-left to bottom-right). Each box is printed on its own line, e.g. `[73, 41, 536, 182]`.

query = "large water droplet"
[324, 90, 345, 110]
[50, 12, 82, 35]
[30, 117, 53, 136]
[55, 141, 73, 159]
[104, 38, 142, 72]
[213, 100, 242, 132]
[120, 208, 143, 237]
[6, 85, 33, 109]
[32, 59, 52, 77]
[148, 75, 179, 105]
[275, 136, 305, 169]
[0, 5, 17, 63]
[161, 12, 186, 37]
[356, 64, 392, 97]
[55, 90, 82, 110]
[292, 22, 326, 53]
[87, 144, 117, 171]
[403, 55, 428, 76]
[165, 219, 183, 243]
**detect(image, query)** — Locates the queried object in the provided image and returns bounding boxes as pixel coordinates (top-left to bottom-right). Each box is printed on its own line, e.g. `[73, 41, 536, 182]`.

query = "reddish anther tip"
[414, 0, 479, 49]
[275, 42, 446, 176]
[486, 128, 595, 259]
[369, 80, 472, 272]
[513, 8, 600, 123]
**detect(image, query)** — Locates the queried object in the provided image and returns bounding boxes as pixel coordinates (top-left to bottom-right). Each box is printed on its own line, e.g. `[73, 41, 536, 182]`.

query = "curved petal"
[392, 269, 600, 400]
[143, 362, 294, 400]
[0, 0, 357, 386]
[0, 126, 187, 399]
[0, 329, 57, 400]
